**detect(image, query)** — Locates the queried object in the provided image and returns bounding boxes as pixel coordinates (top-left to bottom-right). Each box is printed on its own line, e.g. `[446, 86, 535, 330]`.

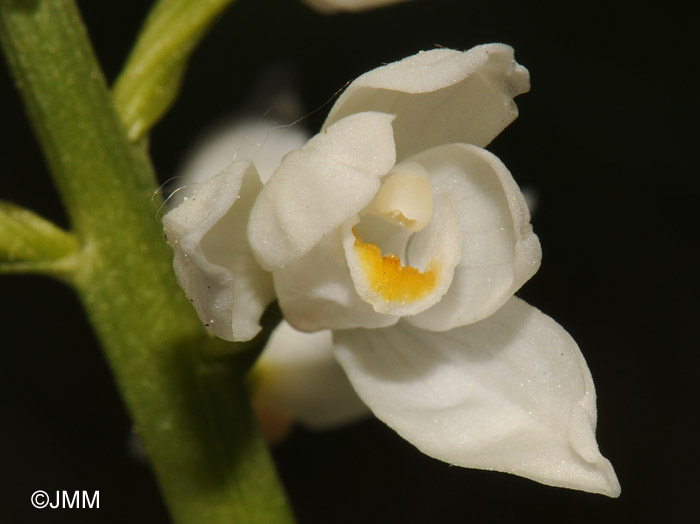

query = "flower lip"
[342, 185, 462, 317]
[349, 161, 440, 306]
[352, 226, 440, 304]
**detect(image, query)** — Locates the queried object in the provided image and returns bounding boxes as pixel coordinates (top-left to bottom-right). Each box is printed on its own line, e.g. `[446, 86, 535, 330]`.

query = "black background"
[1, 0, 696, 522]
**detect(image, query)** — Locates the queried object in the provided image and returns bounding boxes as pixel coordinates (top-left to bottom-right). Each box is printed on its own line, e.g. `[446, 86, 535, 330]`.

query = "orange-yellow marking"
[352, 228, 439, 303]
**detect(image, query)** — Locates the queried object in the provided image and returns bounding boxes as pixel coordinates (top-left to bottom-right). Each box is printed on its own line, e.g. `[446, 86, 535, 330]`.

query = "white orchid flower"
[163, 45, 621, 497]
[302, 0, 413, 14]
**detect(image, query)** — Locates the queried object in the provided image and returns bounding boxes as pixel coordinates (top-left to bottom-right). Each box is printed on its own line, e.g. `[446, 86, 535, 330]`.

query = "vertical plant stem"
[0, 1, 295, 522]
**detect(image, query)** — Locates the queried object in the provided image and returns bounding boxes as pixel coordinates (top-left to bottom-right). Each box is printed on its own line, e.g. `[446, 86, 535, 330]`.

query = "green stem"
[113, 0, 236, 141]
[0, 1, 294, 523]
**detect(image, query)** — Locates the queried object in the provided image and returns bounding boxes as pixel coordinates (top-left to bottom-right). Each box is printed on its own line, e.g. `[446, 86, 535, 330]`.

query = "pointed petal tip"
[565, 403, 621, 497]
[546, 446, 621, 497]
[600, 462, 622, 498]
[572, 457, 622, 498]
[512, 451, 620, 497]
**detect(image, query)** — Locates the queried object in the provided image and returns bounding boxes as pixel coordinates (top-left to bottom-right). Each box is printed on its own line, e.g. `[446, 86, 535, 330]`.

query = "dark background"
[1, 0, 696, 522]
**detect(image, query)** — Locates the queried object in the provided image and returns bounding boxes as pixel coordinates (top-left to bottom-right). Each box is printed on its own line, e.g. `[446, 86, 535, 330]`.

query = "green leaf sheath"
[0, 201, 78, 276]
[0, 1, 294, 523]
[112, 0, 236, 141]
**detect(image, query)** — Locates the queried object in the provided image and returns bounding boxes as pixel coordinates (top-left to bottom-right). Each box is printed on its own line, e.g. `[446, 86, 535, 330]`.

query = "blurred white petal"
[177, 119, 309, 187]
[252, 320, 369, 435]
[302, 0, 412, 13]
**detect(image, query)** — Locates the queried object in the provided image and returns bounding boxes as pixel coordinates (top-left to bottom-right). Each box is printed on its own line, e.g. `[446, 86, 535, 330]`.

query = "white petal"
[251, 320, 369, 430]
[248, 112, 397, 270]
[325, 45, 529, 161]
[273, 228, 399, 331]
[163, 162, 275, 341]
[302, 0, 411, 13]
[406, 143, 541, 331]
[333, 297, 621, 497]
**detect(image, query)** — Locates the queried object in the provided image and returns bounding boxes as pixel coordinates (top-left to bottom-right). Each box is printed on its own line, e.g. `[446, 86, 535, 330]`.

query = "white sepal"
[325, 45, 530, 161]
[163, 161, 274, 341]
[333, 297, 621, 497]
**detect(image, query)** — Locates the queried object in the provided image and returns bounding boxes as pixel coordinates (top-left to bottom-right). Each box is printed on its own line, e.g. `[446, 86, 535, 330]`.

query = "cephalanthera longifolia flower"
[164, 45, 620, 497]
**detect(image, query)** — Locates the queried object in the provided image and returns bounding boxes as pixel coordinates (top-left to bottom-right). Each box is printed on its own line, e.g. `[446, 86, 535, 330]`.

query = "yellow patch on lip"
[353, 228, 439, 303]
